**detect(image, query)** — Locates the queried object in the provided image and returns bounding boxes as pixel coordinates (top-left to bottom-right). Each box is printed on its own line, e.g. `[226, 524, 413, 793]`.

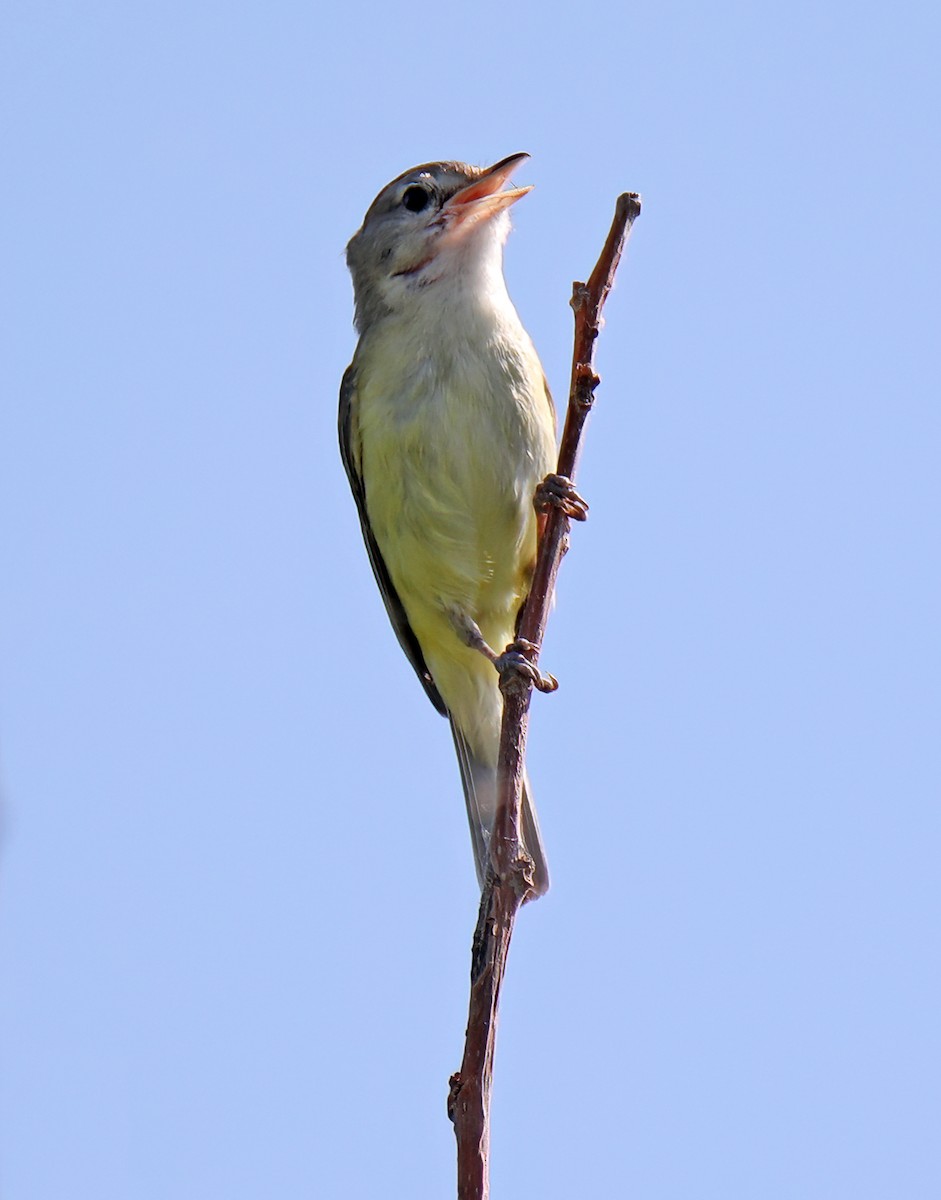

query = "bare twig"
[448, 192, 642, 1199]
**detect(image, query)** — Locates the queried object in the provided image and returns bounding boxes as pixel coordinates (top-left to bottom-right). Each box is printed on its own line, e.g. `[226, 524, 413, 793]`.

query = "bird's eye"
[402, 185, 430, 213]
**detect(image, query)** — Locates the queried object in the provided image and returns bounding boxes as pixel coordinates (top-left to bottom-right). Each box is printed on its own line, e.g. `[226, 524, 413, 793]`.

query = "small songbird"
[339, 153, 556, 896]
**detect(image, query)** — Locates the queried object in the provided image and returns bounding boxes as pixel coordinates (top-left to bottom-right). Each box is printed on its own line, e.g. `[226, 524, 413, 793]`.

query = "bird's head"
[346, 153, 532, 332]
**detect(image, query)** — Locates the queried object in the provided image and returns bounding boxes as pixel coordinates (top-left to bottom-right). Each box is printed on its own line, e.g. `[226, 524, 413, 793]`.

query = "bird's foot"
[534, 473, 589, 521]
[451, 614, 558, 695]
[495, 639, 558, 696]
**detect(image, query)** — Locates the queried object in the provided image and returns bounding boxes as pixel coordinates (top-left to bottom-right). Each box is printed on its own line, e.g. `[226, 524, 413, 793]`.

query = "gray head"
[346, 153, 532, 332]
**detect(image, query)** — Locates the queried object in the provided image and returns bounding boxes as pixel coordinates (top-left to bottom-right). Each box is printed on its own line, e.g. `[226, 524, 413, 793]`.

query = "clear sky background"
[2, 1, 938, 1197]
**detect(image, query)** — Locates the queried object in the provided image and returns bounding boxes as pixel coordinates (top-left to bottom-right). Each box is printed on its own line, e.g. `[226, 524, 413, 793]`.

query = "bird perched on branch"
[339, 153, 556, 897]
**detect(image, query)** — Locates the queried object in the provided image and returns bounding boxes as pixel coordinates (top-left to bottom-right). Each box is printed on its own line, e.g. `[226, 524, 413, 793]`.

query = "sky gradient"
[2, 1, 939, 1196]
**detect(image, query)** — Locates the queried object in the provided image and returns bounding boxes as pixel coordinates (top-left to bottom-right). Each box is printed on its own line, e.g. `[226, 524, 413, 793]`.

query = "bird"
[339, 153, 557, 897]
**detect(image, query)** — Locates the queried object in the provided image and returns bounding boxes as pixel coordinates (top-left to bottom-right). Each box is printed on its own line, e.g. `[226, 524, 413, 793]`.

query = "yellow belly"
[357, 347, 554, 756]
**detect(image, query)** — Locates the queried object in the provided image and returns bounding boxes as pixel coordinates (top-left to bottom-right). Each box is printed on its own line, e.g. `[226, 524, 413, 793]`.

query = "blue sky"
[2, 1, 939, 1196]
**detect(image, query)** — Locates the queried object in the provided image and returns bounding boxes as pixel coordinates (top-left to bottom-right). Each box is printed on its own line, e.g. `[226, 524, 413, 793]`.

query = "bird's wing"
[338, 364, 447, 715]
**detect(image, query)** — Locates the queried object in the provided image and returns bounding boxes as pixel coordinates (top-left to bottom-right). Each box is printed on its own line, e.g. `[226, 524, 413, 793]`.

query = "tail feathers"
[450, 719, 550, 898]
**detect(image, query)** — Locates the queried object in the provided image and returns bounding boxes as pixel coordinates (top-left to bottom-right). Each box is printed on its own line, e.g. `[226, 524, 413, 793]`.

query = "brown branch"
[447, 191, 642, 1199]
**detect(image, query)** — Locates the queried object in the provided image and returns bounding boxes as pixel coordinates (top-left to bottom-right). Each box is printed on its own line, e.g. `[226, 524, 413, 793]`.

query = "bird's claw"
[534, 473, 589, 521]
[495, 639, 559, 695]
[450, 616, 559, 694]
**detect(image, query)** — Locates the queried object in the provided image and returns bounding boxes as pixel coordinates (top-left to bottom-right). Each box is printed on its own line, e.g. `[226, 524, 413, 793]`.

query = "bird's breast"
[355, 321, 554, 630]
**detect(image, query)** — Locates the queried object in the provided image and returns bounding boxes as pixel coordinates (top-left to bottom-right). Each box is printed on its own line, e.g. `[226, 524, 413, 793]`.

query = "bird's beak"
[440, 153, 533, 226]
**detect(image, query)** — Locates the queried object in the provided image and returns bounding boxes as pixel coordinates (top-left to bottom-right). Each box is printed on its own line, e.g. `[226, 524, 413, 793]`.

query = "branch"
[447, 192, 642, 1199]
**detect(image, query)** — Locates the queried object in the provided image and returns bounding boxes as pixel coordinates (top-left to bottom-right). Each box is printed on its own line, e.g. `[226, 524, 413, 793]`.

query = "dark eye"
[402, 185, 430, 213]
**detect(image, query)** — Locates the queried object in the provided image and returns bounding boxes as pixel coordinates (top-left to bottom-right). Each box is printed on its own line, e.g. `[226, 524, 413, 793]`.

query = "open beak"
[440, 152, 533, 226]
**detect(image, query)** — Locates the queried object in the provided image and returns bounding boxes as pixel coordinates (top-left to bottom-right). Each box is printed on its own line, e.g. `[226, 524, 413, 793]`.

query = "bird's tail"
[450, 718, 549, 899]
